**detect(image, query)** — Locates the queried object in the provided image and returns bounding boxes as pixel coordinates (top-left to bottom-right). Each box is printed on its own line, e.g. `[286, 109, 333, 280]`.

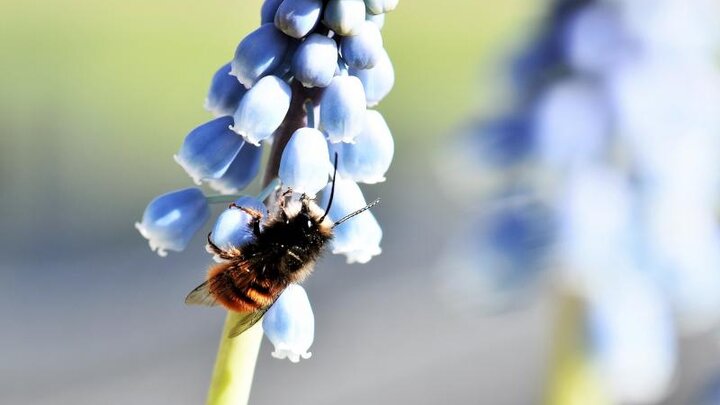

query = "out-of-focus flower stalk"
[546, 293, 610, 405]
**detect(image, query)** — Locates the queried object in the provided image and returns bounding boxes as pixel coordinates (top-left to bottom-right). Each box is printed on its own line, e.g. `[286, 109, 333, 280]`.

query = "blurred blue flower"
[274, 0, 323, 39]
[231, 24, 292, 88]
[563, 3, 632, 76]
[340, 20, 384, 70]
[262, 284, 314, 363]
[207, 142, 263, 194]
[586, 274, 676, 404]
[349, 48, 394, 107]
[330, 109, 393, 184]
[174, 116, 245, 185]
[231, 75, 292, 145]
[533, 78, 610, 169]
[292, 33, 338, 88]
[319, 75, 366, 143]
[205, 63, 247, 117]
[320, 176, 382, 263]
[323, 0, 366, 36]
[135, 188, 210, 257]
[279, 127, 330, 196]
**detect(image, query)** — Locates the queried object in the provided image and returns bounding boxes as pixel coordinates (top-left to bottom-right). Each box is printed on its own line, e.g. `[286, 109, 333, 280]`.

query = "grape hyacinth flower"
[319, 75, 367, 143]
[349, 48, 394, 107]
[230, 23, 291, 88]
[205, 63, 247, 117]
[231, 75, 292, 145]
[292, 33, 338, 88]
[330, 109, 394, 184]
[174, 116, 245, 185]
[137, 1, 398, 403]
[442, 0, 720, 402]
[210, 196, 269, 254]
[279, 127, 330, 196]
[320, 176, 382, 264]
[135, 188, 211, 257]
[206, 142, 263, 194]
[262, 284, 315, 362]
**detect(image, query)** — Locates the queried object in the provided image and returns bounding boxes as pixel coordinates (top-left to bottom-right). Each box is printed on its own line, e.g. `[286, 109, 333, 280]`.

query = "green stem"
[206, 317, 264, 405]
[545, 292, 610, 405]
[205, 178, 281, 205]
[205, 195, 243, 204]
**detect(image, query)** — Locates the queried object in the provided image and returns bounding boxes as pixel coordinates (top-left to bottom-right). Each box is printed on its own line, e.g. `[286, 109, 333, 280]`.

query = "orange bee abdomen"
[207, 262, 281, 313]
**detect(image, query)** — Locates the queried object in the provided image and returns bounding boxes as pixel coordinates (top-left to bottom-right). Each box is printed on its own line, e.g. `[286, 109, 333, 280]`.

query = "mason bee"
[185, 161, 379, 337]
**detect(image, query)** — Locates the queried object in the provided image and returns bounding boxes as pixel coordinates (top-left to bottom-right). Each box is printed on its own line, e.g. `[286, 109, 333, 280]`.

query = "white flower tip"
[334, 246, 382, 264]
[173, 154, 203, 185]
[135, 221, 170, 257]
[271, 348, 312, 363]
[207, 179, 240, 195]
[134, 221, 148, 238]
[229, 69, 252, 89]
[359, 176, 386, 184]
[229, 125, 263, 146]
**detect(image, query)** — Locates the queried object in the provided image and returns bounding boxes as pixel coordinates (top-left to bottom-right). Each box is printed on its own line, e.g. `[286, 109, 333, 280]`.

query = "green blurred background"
[0, 1, 571, 404]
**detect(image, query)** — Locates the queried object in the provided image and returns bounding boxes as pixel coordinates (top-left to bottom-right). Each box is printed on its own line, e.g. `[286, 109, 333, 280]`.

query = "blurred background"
[3, 0, 720, 404]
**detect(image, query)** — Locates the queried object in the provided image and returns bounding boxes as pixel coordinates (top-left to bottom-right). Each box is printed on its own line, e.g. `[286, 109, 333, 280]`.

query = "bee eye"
[307, 220, 312, 228]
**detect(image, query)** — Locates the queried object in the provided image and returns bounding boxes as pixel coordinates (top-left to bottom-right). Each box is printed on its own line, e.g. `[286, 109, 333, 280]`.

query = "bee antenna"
[332, 198, 381, 228]
[319, 152, 339, 223]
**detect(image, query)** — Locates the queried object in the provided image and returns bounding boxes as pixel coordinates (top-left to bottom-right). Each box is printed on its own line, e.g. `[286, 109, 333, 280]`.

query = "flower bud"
[205, 63, 247, 117]
[279, 127, 330, 196]
[319, 75, 367, 143]
[324, 0, 366, 36]
[292, 34, 338, 88]
[330, 110, 393, 183]
[364, 0, 398, 15]
[135, 188, 210, 256]
[231, 24, 291, 88]
[211, 196, 268, 254]
[320, 176, 382, 263]
[262, 284, 314, 363]
[231, 75, 291, 145]
[349, 48, 394, 106]
[340, 20, 384, 70]
[207, 142, 263, 194]
[275, 0, 323, 39]
[261, 0, 284, 23]
[175, 116, 245, 184]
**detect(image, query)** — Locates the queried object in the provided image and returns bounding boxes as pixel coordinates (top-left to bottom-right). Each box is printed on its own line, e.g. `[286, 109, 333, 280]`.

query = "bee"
[185, 159, 380, 337]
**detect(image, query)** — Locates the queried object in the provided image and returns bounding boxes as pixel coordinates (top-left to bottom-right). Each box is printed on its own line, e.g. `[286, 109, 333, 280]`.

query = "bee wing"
[185, 281, 218, 307]
[228, 306, 272, 338]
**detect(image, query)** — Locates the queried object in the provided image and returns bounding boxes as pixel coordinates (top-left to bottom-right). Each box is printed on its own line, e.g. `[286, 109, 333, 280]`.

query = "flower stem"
[206, 316, 263, 405]
[205, 82, 317, 405]
[205, 179, 281, 205]
[545, 292, 610, 405]
[205, 195, 243, 204]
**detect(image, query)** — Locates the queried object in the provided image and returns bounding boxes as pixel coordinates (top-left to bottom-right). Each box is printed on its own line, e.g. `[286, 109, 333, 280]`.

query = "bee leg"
[228, 204, 264, 238]
[206, 233, 235, 261]
[300, 193, 311, 213]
